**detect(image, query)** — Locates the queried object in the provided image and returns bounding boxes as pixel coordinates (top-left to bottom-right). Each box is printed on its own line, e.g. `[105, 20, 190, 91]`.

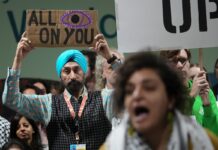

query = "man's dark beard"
[64, 80, 84, 95]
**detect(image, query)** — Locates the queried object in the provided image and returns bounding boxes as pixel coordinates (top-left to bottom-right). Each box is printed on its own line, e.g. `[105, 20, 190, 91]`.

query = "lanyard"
[63, 91, 88, 144]
[63, 91, 88, 119]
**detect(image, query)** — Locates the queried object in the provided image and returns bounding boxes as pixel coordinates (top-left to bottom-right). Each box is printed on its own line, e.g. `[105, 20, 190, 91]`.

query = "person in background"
[100, 52, 218, 150]
[160, 49, 218, 135]
[20, 84, 48, 149]
[95, 48, 125, 129]
[95, 49, 125, 90]
[2, 139, 28, 150]
[10, 114, 43, 150]
[31, 80, 49, 95]
[81, 49, 97, 92]
[212, 58, 218, 100]
[49, 82, 64, 95]
[188, 63, 209, 83]
[21, 84, 44, 95]
[0, 115, 10, 148]
[2, 33, 121, 149]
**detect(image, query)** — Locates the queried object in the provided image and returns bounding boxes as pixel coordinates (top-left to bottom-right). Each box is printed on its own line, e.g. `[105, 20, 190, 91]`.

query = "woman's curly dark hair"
[113, 52, 189, 114]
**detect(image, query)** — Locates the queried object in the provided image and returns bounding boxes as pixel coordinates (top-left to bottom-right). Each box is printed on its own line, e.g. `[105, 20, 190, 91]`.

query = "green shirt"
[188, 80, 218, 135]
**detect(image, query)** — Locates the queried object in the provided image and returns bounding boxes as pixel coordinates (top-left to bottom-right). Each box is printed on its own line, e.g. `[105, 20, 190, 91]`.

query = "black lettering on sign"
[63, 28, 94, 45]
[40, 28, 49, 43]
[64, 28, 75, 44]
[51, 28, 60, 44]
[163, 0, 191, 33]
[75, 29, 83, 43]
[209, 0, 218, 19]
[198, 0, 207, 31]
[48, 11, 56, 26]
[84, 28, 94, 45]
[28, 11, 38, 26]
[39, 11, 47, 25]
[162, 0, 176, 33]
[180, 0, 191, 33]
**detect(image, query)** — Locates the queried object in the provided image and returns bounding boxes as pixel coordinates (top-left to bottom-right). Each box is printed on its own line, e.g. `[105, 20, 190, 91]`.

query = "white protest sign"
[115, 0, 218, 52]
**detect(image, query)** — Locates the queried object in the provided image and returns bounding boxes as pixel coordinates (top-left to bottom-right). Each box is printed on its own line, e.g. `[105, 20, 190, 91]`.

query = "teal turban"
[56, 49, 88, 77]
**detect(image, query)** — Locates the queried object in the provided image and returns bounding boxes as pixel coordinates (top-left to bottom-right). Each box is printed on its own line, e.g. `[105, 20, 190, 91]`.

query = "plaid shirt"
[46, 91, 111, 149]
[2, 68, 114, 126]
[0, 116, 10, 148]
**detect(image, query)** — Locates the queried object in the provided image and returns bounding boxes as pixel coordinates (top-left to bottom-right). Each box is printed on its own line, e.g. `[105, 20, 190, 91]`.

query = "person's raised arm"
[12, 32, 34, 70]
[2, 32, 52, 125]
[191, 71, 218, 135]
[94, 34, 122, 70]
[94, 34, 113, 61]
[190, 71, 210, 105]
[94, 34, 123, 122]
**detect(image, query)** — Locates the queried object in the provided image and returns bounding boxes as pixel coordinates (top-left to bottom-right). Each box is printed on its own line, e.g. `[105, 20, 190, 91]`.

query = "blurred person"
[188, 63, 201, 80]
[10, 114, 43, 150]
[0, 115, 10, 148]
[81, 49, 97, 92]
[95, 49, 125, 90]
[31, 80, 49, 95]
[160, 49, 218, 135]
[21, 84, 44, 95]
[2, 33, 121, 149]
[188, 63, 209, 82]
[95, 49, 125, 129]
[49, 82, 64, 95]
[21, 84, 48, 150]
[100, 52, 218, 150]
[2, 139, 28, 150]
[212, 58, 218, 100]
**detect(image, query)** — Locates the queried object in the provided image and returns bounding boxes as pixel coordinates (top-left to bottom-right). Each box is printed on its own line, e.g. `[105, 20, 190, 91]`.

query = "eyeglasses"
[169, 57, 188, 66]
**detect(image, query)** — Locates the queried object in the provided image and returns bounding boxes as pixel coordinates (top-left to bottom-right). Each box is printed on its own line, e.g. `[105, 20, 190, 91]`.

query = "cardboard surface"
[26, 9, 99, 47]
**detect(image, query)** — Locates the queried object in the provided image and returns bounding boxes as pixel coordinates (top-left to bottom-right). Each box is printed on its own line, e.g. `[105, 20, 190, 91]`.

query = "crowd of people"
[0, 31, 218, 150]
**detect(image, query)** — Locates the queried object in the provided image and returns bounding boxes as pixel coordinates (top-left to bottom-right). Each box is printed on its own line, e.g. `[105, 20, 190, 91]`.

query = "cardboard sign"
[115, 0, 218, 52]
[26, 9, 98, 47]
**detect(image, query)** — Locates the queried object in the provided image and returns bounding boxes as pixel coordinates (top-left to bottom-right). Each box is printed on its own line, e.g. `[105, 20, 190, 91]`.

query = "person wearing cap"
[2, 33, 121, 150]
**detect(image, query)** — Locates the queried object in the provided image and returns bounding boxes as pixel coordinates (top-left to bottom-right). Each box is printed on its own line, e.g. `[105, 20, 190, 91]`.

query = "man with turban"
[2, 33, 121, 150]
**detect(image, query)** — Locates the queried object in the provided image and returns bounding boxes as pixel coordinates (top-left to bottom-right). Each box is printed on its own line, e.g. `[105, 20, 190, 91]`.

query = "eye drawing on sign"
[61, 10, 92, 29]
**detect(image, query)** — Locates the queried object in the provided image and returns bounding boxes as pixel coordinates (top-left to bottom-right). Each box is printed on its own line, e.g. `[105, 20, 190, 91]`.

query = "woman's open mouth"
[134, 106, 149, 122]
